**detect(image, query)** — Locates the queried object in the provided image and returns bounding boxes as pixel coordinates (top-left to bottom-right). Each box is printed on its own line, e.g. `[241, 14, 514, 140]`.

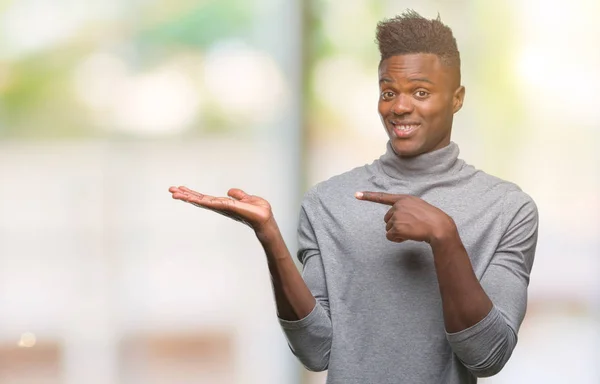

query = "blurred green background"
[0, 0, 598, 383]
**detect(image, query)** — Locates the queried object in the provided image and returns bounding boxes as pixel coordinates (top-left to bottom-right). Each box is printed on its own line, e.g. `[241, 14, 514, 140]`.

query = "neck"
[379, 141, 462, 180]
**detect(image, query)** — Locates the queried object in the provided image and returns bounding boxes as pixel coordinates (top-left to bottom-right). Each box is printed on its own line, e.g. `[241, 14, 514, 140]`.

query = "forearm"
[429, 219, 532, 377]
[430, 225, 492, 333]
[255, 218, 316, 321]
[431, 227, 516, 377]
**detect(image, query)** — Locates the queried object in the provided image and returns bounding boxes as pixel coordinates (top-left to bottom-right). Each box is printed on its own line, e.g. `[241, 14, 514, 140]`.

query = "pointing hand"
[355, 191, 456, 243]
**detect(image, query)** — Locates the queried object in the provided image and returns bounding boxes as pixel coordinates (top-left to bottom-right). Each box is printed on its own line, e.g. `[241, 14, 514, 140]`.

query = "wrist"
[429, 217, 460, 250]
[254, 217, 292, 263]
[254, 216, 280, 243]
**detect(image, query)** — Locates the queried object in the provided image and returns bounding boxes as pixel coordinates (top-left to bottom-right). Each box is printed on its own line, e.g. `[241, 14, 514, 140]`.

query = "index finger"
[355, 191, 405, 206]
[170, 187, 230, 209]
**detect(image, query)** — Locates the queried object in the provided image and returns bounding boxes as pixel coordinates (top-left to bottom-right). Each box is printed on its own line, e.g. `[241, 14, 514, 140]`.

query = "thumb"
[228, 188, 249, 200]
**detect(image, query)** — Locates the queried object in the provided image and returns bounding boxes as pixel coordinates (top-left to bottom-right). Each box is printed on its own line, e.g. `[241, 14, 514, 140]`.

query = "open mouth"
[390, 121, 421, 137]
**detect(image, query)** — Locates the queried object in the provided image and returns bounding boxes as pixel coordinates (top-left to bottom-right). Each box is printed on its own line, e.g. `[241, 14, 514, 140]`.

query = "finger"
[178, 191, 236, 212]
[170, 189, 205, 201]
[198, 196, 238, 211]
[384, 207, 394, 223]
[172, 188, 260, 224]
[228, 188, 249, 200]
[171, 191, 192, 201]
[178, 186, 205, 199]
[386, 230, 405, 243]
[171, 192, 187, 200]
[169, 186, 202, 200]
[189, 200, 253, 228]
[179, 187, 221, 206]
[171, 193, 211, 211]
[386, 219, 393, 232]
[355, 191, 405, 206]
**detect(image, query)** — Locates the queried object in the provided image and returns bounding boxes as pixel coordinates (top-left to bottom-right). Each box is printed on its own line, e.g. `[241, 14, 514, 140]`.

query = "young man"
[169, 10, 538, 384]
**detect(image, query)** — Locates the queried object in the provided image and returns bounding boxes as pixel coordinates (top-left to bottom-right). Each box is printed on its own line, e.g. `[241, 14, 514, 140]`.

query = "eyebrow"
[379, 77, 435, 85]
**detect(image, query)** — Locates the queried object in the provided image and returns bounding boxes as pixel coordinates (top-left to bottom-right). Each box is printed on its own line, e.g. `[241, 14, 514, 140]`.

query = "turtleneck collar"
[378, 141, 463, 180]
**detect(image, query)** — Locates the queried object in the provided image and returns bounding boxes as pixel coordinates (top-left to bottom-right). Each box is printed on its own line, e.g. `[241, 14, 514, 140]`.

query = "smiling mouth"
[390, 121, 421, 137]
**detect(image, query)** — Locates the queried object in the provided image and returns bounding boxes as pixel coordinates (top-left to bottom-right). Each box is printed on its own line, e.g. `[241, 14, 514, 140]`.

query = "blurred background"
[0, 0, 598, 383]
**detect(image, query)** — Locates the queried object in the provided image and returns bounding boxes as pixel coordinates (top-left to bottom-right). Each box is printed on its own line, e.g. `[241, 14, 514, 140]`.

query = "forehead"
[378, 53, 454, 84]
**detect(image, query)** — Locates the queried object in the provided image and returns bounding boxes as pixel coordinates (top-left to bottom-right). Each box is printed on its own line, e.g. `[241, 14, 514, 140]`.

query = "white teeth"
[397, 125, 416, 131]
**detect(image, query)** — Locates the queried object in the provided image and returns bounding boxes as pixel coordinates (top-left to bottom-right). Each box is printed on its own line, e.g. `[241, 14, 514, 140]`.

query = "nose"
[391, 94, 413, 115]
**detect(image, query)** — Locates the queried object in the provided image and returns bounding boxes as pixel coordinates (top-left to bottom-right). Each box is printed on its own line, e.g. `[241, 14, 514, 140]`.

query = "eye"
[381, 91, 395, 101]
[414, 90, 430, 99]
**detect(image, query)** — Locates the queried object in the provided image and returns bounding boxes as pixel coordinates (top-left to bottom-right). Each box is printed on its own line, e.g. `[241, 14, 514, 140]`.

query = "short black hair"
[376, 10, 460, 68]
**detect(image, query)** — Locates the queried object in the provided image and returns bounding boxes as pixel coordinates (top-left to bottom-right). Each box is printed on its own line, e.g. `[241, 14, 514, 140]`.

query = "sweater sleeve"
[278, 203, 333, 372]
[446, 191, 539, 377]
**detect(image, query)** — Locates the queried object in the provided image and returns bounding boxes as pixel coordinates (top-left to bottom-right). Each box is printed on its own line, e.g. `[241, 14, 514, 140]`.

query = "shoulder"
[459, 160, 533, 200]
[467, 167, 538, 224]
[501, 187, 538, 229]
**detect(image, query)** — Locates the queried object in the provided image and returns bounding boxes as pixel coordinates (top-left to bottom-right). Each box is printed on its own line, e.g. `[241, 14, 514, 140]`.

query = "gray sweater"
[279, 141, 538, 384]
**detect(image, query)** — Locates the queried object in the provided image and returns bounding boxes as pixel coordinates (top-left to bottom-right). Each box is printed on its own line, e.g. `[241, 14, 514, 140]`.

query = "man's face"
[378, 53, 465, 158]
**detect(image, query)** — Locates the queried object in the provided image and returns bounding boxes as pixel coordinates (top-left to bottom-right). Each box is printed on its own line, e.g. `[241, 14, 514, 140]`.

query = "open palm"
[169, 186, 273, 230]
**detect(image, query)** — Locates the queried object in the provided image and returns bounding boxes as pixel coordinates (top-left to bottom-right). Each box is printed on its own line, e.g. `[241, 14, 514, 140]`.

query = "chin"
[390, 138, 426, 158]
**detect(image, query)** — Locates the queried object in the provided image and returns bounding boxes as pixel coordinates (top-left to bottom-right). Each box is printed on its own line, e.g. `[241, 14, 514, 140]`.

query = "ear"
[453, 86, 465, 113]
